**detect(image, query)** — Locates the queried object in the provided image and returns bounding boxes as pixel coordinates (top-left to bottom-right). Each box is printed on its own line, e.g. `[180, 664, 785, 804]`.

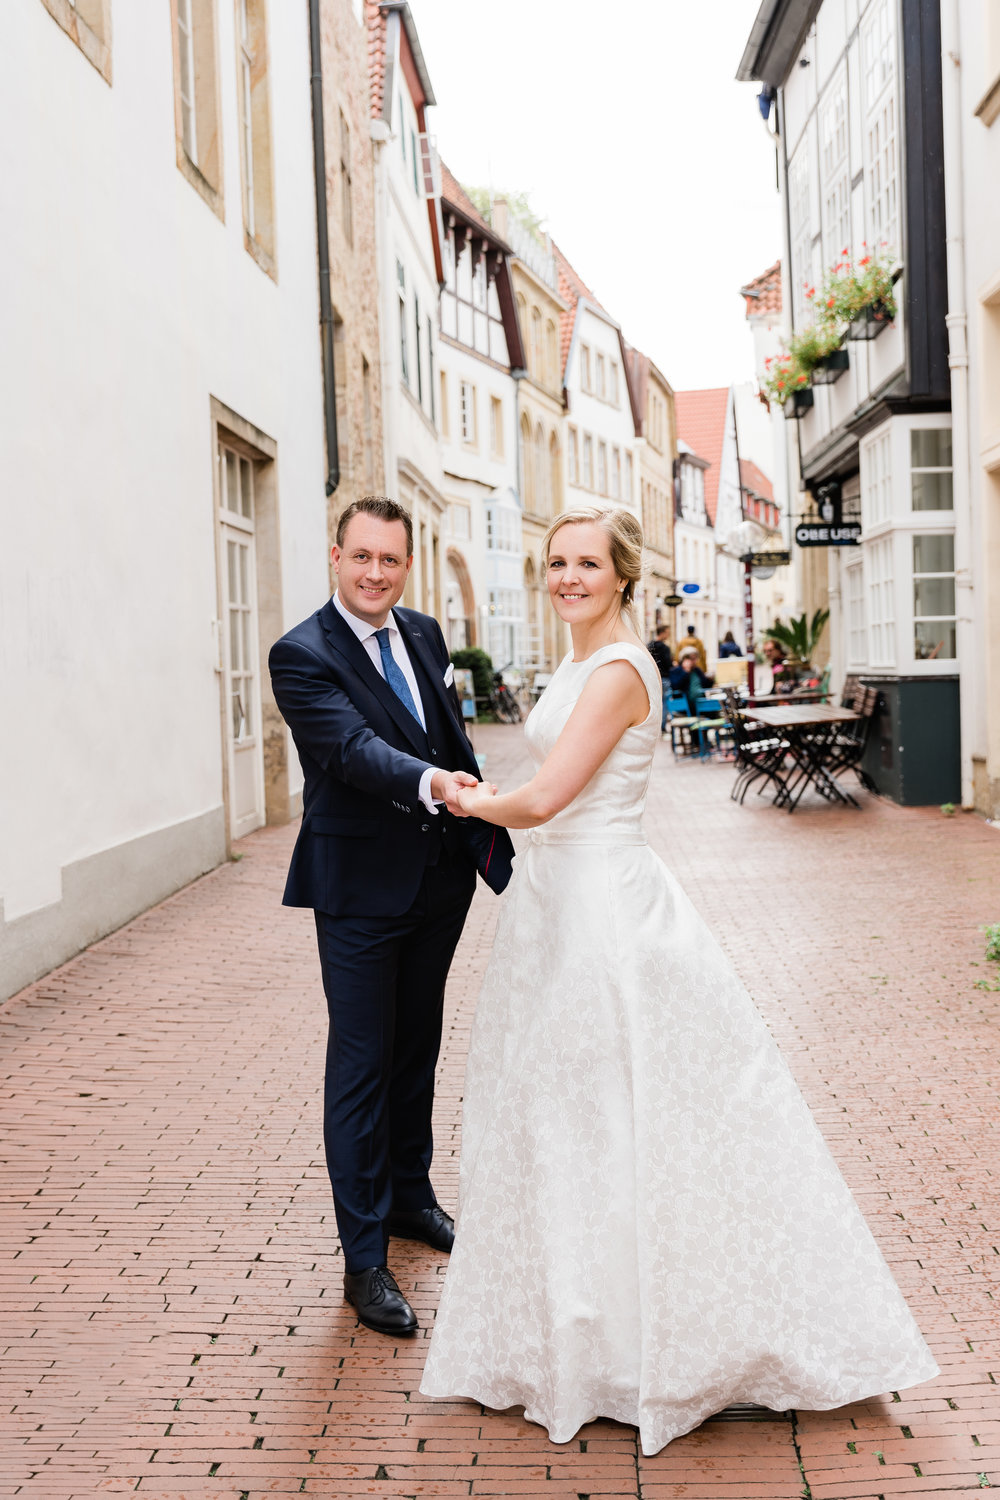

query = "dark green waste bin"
[860, 675, 960, 806]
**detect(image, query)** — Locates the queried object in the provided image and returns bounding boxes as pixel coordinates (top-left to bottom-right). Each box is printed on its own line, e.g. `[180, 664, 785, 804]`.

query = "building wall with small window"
[316, 0, 385, 559]
[740, 0, 957, 804]
[945, 0, 1000, 815]
[1, 1, 329, 999]
[437, 197, 521, 660]
[563, 303, 637, 520]
[370, 3, 445, 621]
[508, 229, 568, 675]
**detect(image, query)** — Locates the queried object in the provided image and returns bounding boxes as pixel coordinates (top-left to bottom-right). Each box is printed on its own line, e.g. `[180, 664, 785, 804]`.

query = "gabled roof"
[551, 242, 640, 432]
[552, 241, 608, 378]
[625, 344, 674, 438]
[439, 165, 507, 249]
[674, 388, 731, 526]
[740, 260, 782, 317]
[368, 1, 435, 122]
[739, 457, 775, 504]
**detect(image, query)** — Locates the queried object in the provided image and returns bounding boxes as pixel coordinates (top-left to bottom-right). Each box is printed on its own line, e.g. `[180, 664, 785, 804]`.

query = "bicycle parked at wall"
[488, 667, 522, 724]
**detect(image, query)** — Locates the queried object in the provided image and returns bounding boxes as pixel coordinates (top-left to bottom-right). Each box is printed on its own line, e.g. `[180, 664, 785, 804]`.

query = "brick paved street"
[2, 725, 1000, 1499]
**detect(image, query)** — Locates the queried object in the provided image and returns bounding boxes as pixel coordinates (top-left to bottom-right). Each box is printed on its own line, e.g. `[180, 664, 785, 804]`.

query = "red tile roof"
[367, 0, 388, 120]
[739, 458, 774, 504]
[674, 387, 730, 527]
[439, 164, 505, 245]
[552, 241, 609, 382]
[740, 260, 782, 317]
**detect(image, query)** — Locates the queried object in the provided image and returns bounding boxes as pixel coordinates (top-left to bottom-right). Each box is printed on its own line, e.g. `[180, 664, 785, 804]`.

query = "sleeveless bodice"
[522, 641, 661, 846]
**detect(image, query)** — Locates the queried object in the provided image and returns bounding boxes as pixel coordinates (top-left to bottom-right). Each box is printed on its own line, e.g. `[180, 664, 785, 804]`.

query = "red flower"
[826, 296, 835, 308]
[859, 255, 871, 267]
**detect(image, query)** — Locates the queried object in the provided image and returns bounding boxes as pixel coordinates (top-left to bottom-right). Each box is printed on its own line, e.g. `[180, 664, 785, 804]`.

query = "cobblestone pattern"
[1, 725, 998, 1498]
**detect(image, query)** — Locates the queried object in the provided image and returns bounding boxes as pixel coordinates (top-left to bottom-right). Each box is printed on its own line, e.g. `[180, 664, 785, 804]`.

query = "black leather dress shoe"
[387, 1204, 455, 1253]
[343, 1265, 418, 1335]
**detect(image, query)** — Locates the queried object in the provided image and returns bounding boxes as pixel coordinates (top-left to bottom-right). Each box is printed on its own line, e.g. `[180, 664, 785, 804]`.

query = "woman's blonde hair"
[542, 506, 645, 613]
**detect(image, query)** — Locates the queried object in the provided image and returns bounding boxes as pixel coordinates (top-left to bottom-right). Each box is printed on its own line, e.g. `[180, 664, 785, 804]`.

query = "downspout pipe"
[308, 0, 340, 496]
[940, 0, 974, 807]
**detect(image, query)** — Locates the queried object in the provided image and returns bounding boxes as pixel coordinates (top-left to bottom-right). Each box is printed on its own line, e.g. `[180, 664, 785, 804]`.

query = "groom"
[268, 495, 513, 1336]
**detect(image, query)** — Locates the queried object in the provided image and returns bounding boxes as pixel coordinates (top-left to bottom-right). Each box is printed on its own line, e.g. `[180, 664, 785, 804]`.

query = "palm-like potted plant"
[763, 608, 830, 673]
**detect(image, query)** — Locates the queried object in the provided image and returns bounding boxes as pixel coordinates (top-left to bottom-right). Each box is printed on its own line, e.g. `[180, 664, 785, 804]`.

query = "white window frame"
[459, 380, 477, 445]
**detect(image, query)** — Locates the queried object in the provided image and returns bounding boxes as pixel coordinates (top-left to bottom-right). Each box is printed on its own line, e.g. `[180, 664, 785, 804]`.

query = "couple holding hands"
[269, 494, 935, 1456]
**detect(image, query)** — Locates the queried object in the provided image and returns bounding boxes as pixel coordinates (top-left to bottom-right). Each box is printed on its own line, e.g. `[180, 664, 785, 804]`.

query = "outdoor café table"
[744, 703, 862, 812]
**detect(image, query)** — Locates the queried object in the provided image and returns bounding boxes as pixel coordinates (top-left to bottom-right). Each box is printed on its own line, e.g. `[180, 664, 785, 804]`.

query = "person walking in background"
[719, 630, 742, 658]
[668, 647, 714, 714]
[763, 637, 795, 694]
[681, 623, 707, 671]
[268, 495, 514, 1337]
[646, 624, 673, 733]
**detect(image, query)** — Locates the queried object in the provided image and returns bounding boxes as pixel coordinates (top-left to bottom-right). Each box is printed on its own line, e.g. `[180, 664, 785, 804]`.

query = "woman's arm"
[456, 659, 649, 829]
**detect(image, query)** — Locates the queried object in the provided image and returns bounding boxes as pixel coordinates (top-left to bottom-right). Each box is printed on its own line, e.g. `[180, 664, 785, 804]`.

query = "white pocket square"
[443, 662, 455, 686]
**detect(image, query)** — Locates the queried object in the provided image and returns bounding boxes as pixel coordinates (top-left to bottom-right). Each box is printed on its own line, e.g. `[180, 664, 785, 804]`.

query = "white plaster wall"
[439, 337, 520, 613]
[378, 44, 443, 504]
[565, 306, 636, 513]
[0, 4, 327, 921]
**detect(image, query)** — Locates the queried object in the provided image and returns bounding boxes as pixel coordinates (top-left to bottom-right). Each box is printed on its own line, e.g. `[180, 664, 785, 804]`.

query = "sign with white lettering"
[794, 522, 862, 547]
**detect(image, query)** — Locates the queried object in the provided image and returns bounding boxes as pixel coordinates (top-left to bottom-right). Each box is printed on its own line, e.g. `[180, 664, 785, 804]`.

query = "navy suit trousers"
[314, 841, 476, 1273]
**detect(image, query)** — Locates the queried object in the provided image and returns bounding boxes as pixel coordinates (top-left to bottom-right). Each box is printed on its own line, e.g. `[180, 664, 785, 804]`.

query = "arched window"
[535, 422, 548, 516]
[545, 319, 557, 385]
[549, 430, 562, 512]
[520, 412, 535, 510]
[531, 306, 543, 377]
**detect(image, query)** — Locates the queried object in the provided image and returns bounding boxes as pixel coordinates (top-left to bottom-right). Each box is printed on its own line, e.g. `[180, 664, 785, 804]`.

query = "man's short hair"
[686, 625, 696, 635]
[336, 496, 414, 556]
[656, 625, 669, 639]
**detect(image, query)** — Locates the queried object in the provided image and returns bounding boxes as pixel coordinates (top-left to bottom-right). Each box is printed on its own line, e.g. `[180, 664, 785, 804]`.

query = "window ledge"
[177, 147, 225, 222]
[245, 232, 276, 282]
[40, 0, 111, 84]
[974, 71, 1000, 127]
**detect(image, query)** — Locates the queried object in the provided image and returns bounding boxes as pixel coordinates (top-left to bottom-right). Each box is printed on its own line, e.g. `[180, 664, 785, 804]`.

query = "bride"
[419, 505, 937, 1455]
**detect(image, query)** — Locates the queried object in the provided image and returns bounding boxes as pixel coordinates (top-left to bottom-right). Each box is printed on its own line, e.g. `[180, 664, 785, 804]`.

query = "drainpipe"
[941, 0, 975, 807]
[308, 0, 340, 496]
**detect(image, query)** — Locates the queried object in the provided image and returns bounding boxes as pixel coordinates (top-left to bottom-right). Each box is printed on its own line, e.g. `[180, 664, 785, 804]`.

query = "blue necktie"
[374, 627, 422, 726]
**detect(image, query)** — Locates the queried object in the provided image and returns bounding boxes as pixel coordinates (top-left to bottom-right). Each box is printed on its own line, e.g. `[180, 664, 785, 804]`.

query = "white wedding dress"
[420, 642, 937, 1455]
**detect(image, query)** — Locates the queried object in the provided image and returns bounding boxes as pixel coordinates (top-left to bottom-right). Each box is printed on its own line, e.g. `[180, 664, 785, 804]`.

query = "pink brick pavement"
[1, 724, 999, 1498]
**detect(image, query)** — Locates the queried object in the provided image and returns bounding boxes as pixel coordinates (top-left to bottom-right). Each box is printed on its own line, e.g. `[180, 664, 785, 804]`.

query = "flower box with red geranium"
[822, 244, 899, 336]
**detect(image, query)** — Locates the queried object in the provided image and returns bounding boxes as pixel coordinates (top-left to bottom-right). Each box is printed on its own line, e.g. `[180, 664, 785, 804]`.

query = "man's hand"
[430, 769, 481, 816]
[456, 782, 497, 817]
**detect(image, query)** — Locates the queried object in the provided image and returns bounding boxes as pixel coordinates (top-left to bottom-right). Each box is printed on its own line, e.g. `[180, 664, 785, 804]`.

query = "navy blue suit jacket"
[268, 600, 514, 918]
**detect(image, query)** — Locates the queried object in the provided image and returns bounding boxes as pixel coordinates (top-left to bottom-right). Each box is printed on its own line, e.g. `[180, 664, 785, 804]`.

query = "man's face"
[332, 516, 412, 627]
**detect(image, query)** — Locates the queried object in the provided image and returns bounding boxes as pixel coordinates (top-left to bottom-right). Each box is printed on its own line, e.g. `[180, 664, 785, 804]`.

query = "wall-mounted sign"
[662, 593, 684, 607]
[795, 522, 862, 547]
[681, 582, 701, 594]
[745, 550, 791, 568]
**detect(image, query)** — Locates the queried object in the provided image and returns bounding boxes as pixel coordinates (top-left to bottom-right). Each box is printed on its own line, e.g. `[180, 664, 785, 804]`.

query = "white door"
[218, 442, 265, 841]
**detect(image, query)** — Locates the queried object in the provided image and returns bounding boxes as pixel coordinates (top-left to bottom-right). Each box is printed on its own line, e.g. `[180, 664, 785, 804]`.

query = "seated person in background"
[668, 648, 716, 713]
[763, 638, 797, 694]
[719, 630, 743, 658]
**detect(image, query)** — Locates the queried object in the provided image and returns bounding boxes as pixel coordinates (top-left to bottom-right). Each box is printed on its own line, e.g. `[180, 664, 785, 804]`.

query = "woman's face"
[546, 523, 623, 625]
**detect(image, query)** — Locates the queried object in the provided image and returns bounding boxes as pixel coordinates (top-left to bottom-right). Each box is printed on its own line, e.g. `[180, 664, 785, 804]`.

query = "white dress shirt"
[332, 591, 440, 814]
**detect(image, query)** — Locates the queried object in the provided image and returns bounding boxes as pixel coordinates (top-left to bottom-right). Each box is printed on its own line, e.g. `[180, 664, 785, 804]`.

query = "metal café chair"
[723, 693, 791, 804]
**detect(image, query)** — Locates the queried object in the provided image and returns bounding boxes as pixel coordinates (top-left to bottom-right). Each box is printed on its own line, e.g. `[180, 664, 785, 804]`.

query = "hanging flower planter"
[784, 387, 814, 420]
[846, 300, 894, 341]
[810, 347, 850, 384]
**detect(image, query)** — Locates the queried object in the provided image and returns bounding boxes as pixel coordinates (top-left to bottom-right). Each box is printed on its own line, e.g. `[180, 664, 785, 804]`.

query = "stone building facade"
[318, 0, 385, 564]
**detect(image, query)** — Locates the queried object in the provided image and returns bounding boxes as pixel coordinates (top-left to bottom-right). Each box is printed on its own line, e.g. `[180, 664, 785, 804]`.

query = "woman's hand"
[456, 781, 497, 817]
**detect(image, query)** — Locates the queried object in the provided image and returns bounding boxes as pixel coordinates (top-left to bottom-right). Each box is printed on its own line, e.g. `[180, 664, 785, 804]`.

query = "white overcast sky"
[410, 0, 779, 393]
